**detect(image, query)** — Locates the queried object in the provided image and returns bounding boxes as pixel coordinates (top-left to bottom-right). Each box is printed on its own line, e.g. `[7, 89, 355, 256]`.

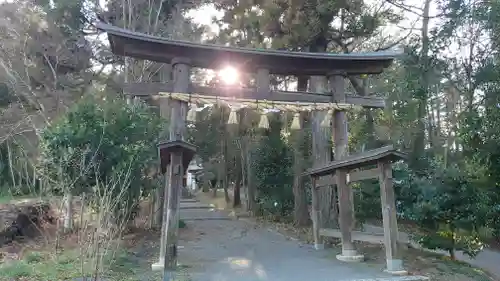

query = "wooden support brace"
[310, 176, 322, 249]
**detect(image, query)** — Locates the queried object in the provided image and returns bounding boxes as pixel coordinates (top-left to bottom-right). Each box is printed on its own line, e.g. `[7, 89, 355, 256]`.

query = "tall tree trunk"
[412, 0, 431, 169]
[427, 91, 435, 149]
[292, 79, 311, 227]
[63, 191, 73, 232]
[240, 108, 258, 215]
[211, 177, 218, 197]
[221, 109, 231, 204]
[310, 76, 337, 228]
[436, 92, 442, 146]
[245, 136, 257, 215]
[232, 128, 243, 207]
[292, 127, 310, 226]
[362, 78, 377, 149]
[223, 183, 230, 203]
[233, 174, 242, 208]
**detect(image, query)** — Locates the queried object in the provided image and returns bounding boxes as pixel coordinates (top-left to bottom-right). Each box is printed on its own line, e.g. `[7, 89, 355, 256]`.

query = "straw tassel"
[227, 107, 238, 125]
[258, 112, 269, 129]
[290, 112, 301, 130]
[321, 109, 333, 128]
[186, 104, 198, 122]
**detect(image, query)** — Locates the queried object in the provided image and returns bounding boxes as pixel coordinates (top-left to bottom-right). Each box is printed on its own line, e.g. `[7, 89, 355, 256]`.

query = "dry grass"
[0, 197, 196, 281]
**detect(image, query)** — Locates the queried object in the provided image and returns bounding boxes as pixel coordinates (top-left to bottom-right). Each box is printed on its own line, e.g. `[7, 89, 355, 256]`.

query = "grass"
[0, 248, 192, 281]
[0, 250, 83, 280]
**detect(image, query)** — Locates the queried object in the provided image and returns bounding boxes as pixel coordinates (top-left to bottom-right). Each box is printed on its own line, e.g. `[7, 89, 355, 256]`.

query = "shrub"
[38, 95, 162, 221]
[405, 159, 490, 259]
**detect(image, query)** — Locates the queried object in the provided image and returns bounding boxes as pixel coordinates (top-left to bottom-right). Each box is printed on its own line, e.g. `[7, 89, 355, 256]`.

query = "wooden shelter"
[304, 145, 407, 272]
[96, 21, 407, 276]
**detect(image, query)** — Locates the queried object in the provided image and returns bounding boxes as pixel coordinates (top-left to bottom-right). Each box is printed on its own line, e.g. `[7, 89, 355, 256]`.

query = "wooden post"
[330, 75, 364, 262]
[152, 65, 172, 229]
[152, 59, 189, 279]
[378, 160, 406, 274]
[310, 176, 322, 249]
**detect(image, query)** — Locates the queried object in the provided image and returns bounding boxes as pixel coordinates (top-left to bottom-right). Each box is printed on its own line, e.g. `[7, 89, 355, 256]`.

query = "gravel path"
[178, 204, 422, 281]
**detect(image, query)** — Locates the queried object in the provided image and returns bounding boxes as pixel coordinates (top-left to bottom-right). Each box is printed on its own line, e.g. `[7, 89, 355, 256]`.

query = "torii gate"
[97, 21, 408, 279]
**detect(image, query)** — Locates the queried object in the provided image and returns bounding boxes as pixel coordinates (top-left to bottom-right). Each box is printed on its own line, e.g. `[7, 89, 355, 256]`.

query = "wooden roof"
[96, 22, 401, 76]
[305, 145, 407, 177]
[158, 140, 197, 174]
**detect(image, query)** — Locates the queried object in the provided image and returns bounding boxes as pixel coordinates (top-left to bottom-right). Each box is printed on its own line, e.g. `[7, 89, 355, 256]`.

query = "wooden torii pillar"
[151, 58, 197, 281]
[152, 64, 173, 229]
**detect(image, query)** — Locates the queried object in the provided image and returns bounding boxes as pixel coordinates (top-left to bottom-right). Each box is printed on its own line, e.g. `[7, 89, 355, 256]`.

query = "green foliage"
[39, 95, 162, 219]
[252, 115, 294, 217]
[403, 159, 490, 259]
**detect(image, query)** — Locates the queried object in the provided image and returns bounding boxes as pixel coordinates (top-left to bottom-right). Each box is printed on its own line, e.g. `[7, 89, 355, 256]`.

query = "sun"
[218, 66, 239, 85]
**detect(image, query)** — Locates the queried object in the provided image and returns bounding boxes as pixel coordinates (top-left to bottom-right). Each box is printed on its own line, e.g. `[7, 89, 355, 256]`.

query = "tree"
[39, 94, 162, 229]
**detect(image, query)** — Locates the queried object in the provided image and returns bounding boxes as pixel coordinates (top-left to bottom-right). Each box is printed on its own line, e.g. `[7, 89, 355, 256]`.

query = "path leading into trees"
[177, 200, 425, 281]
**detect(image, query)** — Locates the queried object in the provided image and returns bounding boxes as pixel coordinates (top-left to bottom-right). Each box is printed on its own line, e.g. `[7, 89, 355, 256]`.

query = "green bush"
[38, 95, 162, 220]
[252, 116, 294, 217]
[404, 159, 490, 259]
